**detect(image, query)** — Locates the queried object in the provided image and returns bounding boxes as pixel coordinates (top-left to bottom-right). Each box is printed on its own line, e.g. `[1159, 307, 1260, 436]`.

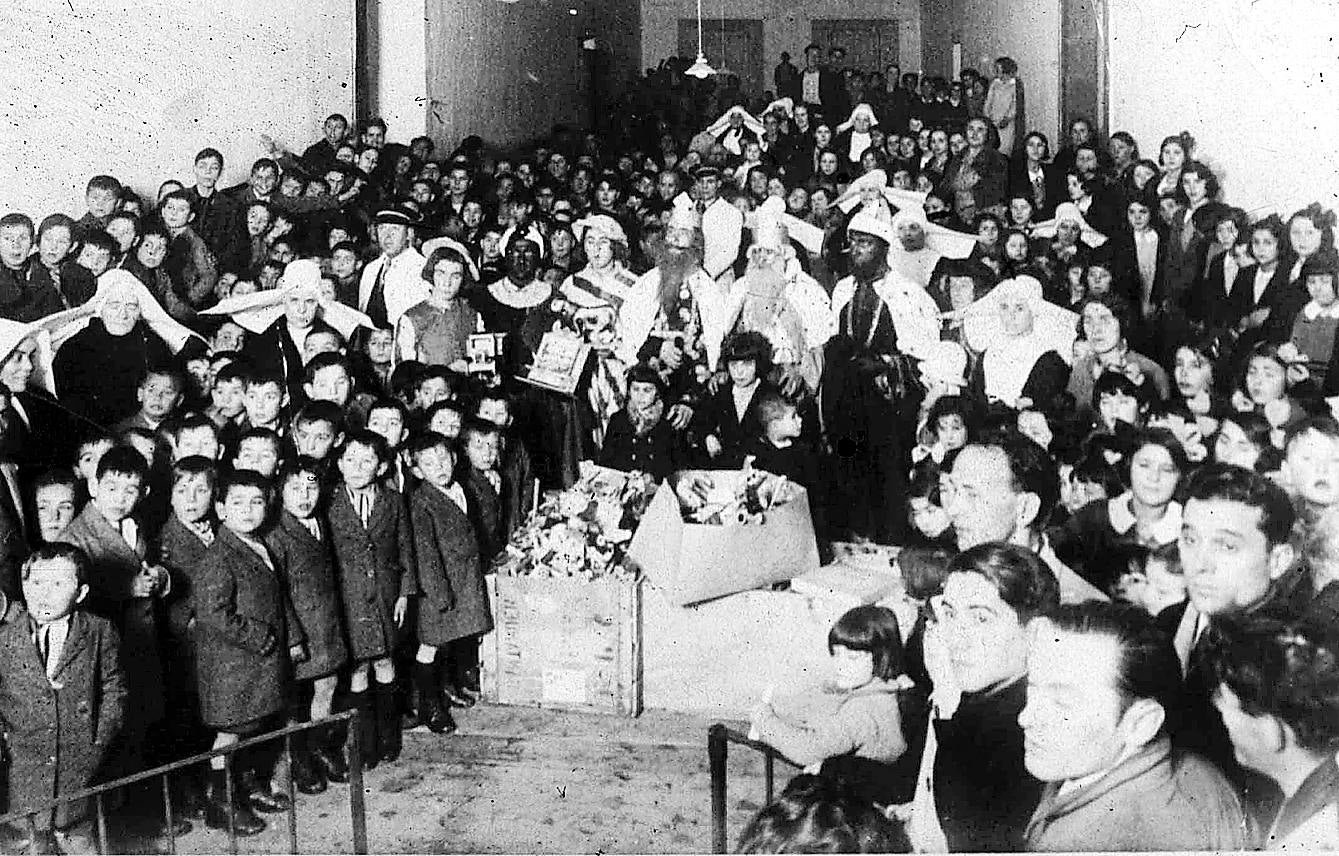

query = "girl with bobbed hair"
[913, 541, 1056, 852]
[1285, 202, 1337, 285]
[394, 243, 479, 369]
[1156, 131, 1196, 200]
[1052, 427, 1187, 593]
[1200, 615, 1339, 850]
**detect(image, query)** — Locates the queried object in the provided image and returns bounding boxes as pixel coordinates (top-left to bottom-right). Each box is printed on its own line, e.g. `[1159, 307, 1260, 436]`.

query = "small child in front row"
[0, 545, 126, 853]
[750, 605, 910, 808]
[408, 433, 492, 733]
[741, 391, 817, 489]
[157, 456, 220, 817]
[265, 458, 350, 793]
[326, 431, 418, 769]
[195, 470, 302, 836]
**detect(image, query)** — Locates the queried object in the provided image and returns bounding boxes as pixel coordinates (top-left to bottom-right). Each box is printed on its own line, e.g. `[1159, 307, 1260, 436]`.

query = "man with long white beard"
[617, 207, 731, 430]
[726, 217, 834, 394]
[822, 213, 940, 544]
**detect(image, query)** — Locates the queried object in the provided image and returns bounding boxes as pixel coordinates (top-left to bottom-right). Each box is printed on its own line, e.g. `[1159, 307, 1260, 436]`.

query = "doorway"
[677, 18, 765, 100]
[811, 19, 900, 75]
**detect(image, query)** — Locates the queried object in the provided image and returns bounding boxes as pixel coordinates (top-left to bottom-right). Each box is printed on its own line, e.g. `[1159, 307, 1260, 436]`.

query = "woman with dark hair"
[394, 244, 478, 369]
[1170, 334, 1231, 436]
[737, 774, 909, 854]
[1285, 203, 1337, 288]
[921, 128, 953, 188]
[1155, 132, 1195, 200]
[1200, 615, 1339, 850]
[1193, 207, 1251, 328]
[1068, 294, 1170, 417]
[1156, 161, 1219, 330]
[1227, 215, 1292, 350]
[1007, 132, 1063, 219]
[1052, 427, 1187, 592]
[1213, 409, 1283, 475]
[913, 541, 1056, 852]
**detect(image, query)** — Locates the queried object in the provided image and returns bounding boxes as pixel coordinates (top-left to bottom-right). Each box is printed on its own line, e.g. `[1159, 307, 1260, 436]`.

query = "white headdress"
[51, 269, 205, 354]
[1031, 202, 1109, 247]
[200, 259, 374, 338]
[835, 103, 880, 134]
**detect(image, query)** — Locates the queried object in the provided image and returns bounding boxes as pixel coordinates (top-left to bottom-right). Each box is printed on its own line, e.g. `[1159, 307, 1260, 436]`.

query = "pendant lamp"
[685, 0, 715, 78]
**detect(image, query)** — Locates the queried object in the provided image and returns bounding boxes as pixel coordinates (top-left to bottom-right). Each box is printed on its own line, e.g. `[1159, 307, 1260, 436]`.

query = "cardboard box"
[627, 471, 820, 606]
[480, 573, 643, 717]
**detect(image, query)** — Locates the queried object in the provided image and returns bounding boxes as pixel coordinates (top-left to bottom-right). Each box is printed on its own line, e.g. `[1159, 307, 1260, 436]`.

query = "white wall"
[0, 0, 355, 220]
[1108, 0, 1339, 215]
[952, 0, 1061, 148]
[641, 0, 921, 86]
[373, 0, 428, 141]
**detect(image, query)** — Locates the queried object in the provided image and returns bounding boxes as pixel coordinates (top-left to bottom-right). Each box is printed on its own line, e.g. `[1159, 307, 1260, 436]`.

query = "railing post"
[708, 724, 728, 855]
[223, 756, 239, 855]
[161, 774, 178, 854]
[94, 792, 108, 854]
[764, 754, 774, 805]
[348, 710, 368, 854]
[284, 733, 299, 854]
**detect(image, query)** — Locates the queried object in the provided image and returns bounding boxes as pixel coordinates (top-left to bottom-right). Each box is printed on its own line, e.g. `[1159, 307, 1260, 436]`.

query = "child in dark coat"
[407, 433, 492, 733]
[265, 458, 350, 792]
[195, 470, 304, 836]
[742, 391, 819, 489]
[0, 545, 125, 851]
[56, 446, 170, 783]
[696, 331, 777, 466]
[459, 418, 506, 567]
[599, 364, 680, 482]
[157, 456, 219, 816]
[326, 431, 417, 768]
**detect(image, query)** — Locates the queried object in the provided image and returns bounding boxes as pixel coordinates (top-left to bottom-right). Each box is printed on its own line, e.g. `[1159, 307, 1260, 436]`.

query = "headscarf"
[200, 258, 374, 338]
[834, 169, 929, 215]
[1031, 202, 1109, 247]
[705, 106, 765, 139]
[574, 214, 629, 247]
[51, 269, 204, 354]
[963, 275, 1078, 404]
[888, 205, 978, 286]
[747, 196, 825, 256]
[0, 318, 57, 396]
[835, 103, 880, 134]
[762, 97, 794, 119]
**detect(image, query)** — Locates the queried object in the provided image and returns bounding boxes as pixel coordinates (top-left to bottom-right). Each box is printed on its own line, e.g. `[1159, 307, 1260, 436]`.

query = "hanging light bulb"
[685, 0, 715, 78]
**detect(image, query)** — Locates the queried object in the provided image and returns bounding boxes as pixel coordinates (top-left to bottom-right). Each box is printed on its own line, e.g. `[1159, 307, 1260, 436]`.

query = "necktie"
[358, 493, 371, 527]
[366, 260, 390, 328]
[38, 625, 49, 670]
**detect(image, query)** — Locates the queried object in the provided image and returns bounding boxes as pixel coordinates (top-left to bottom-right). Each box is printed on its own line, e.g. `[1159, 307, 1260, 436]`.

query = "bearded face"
[653, 228, 703, 313]
[849, 233, 889, 281]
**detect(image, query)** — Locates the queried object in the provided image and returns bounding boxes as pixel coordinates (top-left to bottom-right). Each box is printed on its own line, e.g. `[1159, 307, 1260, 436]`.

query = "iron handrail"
[708, 722, 801, 854]
[0, 710, 368, 854]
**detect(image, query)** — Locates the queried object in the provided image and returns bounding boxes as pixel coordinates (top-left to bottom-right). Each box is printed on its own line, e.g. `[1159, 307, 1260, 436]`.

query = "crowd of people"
[0, 39, 1334, 853]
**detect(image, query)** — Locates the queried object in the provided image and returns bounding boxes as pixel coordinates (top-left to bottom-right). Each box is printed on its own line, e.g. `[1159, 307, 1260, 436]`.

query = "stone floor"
[126, 705, 778, 854]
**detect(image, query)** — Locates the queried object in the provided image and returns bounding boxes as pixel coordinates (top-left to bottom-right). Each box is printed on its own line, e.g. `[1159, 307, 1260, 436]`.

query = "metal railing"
[0, 711, 368, 855]
[707, 722, 800, 854]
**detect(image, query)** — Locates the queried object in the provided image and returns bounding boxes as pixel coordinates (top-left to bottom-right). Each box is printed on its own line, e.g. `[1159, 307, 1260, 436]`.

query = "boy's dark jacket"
[326, 484, 418, 661]
[0, 601, 125, 826]
[194, 525, 303, 730]
[410, 483, 492, 647]
[265, 510, 349, 681]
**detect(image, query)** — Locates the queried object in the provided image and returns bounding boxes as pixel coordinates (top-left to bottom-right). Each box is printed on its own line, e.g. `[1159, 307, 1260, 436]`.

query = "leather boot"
[349, 689, 379, 770]
[412, 662, 457, 734]
[374, 681, 401, 763]
[291, 730, 328, 795]
[204, 768, 265, 836]
[310, 721, 350, 784]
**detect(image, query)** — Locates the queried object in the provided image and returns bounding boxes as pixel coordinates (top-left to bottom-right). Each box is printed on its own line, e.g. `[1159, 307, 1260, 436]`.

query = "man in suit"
[797, 44, 847, 123]
[358, 206, 427, 330]
[1173, 463, 1312, 821]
